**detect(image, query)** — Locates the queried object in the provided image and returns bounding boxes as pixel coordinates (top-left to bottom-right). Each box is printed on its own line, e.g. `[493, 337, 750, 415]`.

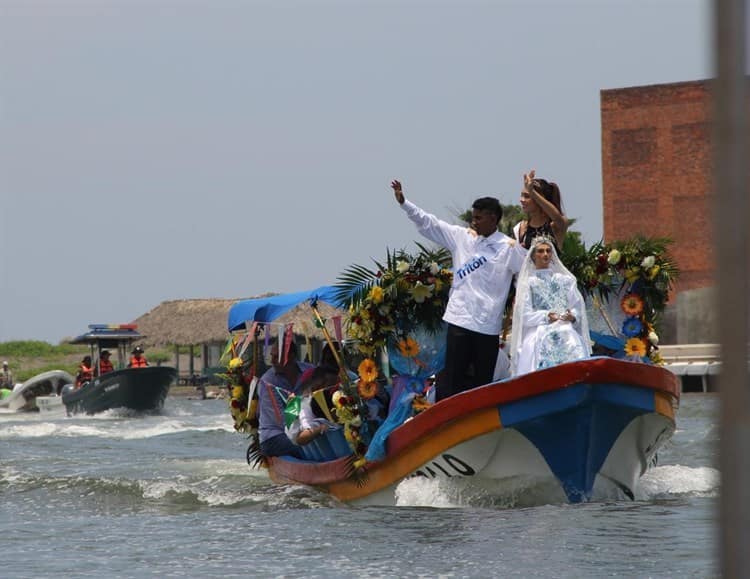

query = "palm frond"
[334, 263, 379, 309]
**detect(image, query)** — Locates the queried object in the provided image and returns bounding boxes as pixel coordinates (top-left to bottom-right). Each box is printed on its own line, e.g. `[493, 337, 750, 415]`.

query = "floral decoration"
[336, 242, 452, 365]
[563, 236, 678, 364]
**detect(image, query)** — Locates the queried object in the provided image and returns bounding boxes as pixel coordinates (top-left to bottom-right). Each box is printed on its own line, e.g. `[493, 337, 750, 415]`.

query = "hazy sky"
[1, 0, 710, 344]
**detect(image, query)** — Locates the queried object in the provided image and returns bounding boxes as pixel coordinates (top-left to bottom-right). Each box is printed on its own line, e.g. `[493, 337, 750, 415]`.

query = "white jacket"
[401, 199, 526, 335]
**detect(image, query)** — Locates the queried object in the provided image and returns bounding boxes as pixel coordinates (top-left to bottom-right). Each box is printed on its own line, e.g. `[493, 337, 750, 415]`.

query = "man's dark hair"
[472, 197, 503, 222]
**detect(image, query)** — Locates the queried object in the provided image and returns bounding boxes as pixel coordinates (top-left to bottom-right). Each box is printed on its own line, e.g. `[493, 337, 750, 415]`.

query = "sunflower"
[397, 336, 420, 358]
[621, 293, 645, 316]
[357, 358, 379, 382]
[624, 337, 648, 358]
[621, 317, 644, 338]
[357, 380, 378, 400]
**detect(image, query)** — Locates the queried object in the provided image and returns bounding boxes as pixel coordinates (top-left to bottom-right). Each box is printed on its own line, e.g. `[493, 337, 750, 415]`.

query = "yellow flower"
[358, 358, 379, 382]
[397, 336, 420, 358]
[647, 265, 660, 280]
[352, 457, 367, 469]
[357, 380, 378, 400]
[409, 282, 434, 303]
[624, 337, 648, 357]
[231, 386, 244, 399]
[229, 357, 243, 369]
[369, 285, 384, 304]
[625, 268, 640, 283]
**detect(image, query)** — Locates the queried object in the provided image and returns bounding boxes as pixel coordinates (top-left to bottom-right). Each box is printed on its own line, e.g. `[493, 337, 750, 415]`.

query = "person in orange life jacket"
[96, 350, 114, 376]
[392, 179, 526, 401]
[128, 346, 149, 368]
[76, 355, 94, 388]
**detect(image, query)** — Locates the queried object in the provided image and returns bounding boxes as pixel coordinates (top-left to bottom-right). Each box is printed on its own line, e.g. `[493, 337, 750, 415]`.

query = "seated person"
[257, 340, 314, 458]
[285, 365, 340, 446]
[76, 355, 94, 388]
[510, 236, 591, 376]
[96, 350, 114, 376]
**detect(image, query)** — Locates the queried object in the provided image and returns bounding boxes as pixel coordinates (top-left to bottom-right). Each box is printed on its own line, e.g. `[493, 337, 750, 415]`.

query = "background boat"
[0, 370, 74, 412]
[62, 324, 176, 415]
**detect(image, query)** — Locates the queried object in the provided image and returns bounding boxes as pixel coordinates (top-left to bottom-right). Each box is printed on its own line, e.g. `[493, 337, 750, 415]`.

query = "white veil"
[510, 235, 591, 376]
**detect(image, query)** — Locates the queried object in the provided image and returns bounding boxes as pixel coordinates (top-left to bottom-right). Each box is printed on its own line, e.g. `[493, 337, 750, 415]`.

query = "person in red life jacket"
[76, 355, 94, 388]
[128, 346, 149, 368]
[96, 350, 114, 376]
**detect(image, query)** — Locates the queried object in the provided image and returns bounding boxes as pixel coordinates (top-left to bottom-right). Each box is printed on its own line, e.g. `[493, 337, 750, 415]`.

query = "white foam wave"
[394, 477, 464, 508]
[637, 464, 719, 498]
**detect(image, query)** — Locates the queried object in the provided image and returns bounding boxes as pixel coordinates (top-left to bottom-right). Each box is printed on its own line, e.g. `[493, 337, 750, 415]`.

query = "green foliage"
[0, 340, 82, 358]
[148, 349, 171, 366]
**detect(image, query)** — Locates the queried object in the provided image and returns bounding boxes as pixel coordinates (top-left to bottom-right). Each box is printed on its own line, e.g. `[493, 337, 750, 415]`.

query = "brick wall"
[600, 80, 713, 292]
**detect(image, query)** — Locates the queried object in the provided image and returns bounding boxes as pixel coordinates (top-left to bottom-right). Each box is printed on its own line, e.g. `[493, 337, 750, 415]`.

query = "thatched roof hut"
[133, 297, 349, 348]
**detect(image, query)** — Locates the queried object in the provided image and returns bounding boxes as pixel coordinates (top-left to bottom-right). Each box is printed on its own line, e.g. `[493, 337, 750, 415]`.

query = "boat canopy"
[69, 324, 144, 348]
[227, 285, 344, 332]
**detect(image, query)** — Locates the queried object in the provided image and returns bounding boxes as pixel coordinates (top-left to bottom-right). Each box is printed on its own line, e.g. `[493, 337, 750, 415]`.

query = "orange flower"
[397, 336, 420, 358]
[624, 337, 648, 358]
[357, 380, 378, 400]
[621, 293, 644, 316]
[357, 358, 378, 383]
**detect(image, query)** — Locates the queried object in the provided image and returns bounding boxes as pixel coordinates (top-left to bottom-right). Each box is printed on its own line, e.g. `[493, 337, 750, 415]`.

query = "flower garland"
[566, 236, 678, 363]
[337, 243, 452, 357]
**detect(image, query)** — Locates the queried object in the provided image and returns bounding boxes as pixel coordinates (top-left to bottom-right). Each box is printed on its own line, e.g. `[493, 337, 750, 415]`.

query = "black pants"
[436, 324, 499, 401]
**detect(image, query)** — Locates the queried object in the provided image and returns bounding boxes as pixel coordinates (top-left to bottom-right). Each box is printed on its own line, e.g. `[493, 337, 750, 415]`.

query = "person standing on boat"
[391, 179, 526, 400]
[76, 356, 94, 388]
[96, 350, 114, 376]
[257, 340, 314, 458]
[128, 346, 149, 368]
[514, 169, 569, 252]
[1, 361, 14, 389]
[510, 237, 591, 376]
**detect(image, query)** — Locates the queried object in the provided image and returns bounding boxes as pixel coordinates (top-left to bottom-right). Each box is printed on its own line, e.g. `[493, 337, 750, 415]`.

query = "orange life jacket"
[129, 356, 148, 368]
[99, 359, 114, 374]
[77, 363, 93, 386]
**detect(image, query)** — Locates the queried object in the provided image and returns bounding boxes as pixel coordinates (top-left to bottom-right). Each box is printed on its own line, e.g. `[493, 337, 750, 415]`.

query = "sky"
[0, 0, 711, 344]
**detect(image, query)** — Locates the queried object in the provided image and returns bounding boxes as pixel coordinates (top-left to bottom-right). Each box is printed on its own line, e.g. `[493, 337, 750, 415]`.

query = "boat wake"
[392, 464, 719, 508]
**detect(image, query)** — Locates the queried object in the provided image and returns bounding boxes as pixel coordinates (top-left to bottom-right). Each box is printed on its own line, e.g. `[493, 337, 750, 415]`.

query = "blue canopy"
[227, 285, 345, 331]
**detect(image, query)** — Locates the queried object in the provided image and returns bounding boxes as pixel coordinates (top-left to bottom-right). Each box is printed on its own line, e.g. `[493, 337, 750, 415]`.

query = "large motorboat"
[62, 324, 176, 415]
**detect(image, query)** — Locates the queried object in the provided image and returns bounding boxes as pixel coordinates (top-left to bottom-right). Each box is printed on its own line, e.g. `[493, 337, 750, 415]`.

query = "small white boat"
[0, 370, 75, 412]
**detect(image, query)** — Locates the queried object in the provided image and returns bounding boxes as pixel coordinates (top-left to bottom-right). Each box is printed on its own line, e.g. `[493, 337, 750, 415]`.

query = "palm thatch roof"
[132, 297, 349, 348]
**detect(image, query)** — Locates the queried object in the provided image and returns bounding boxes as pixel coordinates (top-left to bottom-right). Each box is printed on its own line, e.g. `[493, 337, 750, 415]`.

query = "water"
[1, 394, 719, 578]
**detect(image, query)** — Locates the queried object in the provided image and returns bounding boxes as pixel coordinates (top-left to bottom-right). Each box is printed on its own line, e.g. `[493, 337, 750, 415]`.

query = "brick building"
[600, 79, 713, 293]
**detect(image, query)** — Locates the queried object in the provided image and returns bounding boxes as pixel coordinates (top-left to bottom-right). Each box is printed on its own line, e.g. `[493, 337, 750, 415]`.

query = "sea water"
[0, 394, 719, 578]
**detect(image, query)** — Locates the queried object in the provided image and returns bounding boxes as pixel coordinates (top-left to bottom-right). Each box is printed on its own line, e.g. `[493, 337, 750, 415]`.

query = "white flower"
[396, 260, 410, 274]
[607, 249, 621, 265]
[429, 261, 440, 275]
[409, 282, 434, 303]
[648, 331, 659, 346]
[641, 255, 656, 269]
